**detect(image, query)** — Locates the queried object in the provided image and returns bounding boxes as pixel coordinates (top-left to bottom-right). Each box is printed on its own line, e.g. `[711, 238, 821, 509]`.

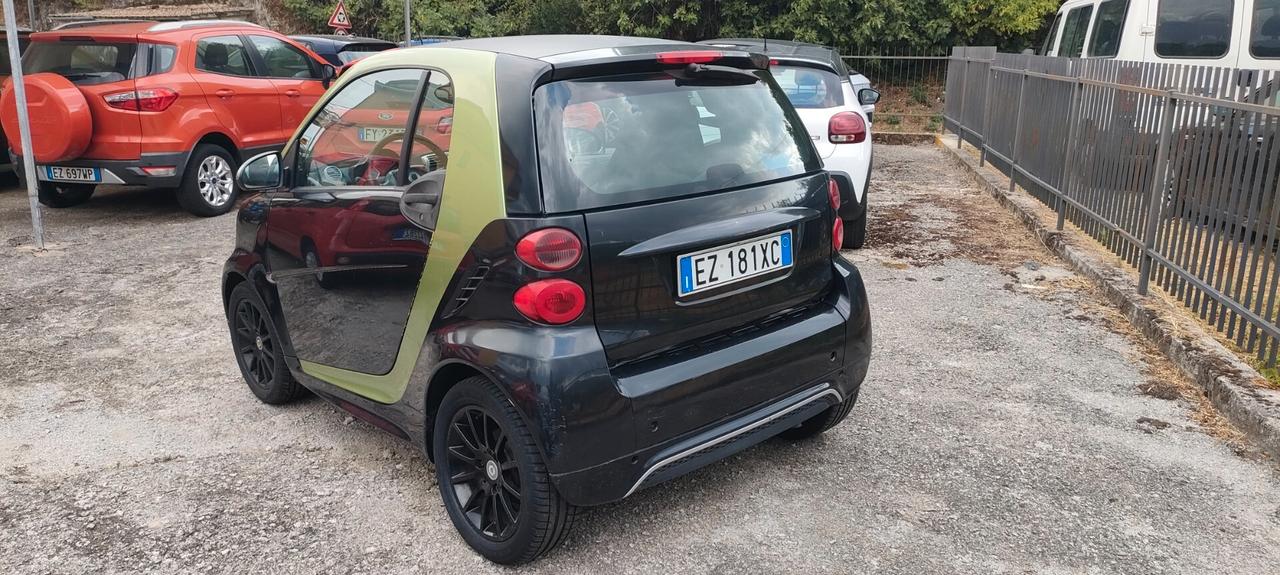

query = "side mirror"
[237, 151, 282, 191]
[858, 88, 881, 106]
[320, 64, 336, 88]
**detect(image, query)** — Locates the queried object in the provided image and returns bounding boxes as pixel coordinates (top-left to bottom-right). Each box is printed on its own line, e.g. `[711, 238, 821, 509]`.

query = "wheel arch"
[193, 131, 241, 163]
[421, 359, 549, 464]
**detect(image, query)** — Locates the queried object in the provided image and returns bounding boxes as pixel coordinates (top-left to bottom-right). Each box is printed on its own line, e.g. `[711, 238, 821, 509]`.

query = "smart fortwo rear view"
[221, 36, 872, 564]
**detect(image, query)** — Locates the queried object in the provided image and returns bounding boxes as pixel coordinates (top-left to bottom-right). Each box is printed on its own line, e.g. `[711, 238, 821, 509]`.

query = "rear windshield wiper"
[670, 63, 759, 86]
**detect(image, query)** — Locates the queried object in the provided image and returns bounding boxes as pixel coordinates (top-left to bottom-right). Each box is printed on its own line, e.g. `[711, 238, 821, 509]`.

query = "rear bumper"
[550, 258, 872, 506]
[12, 151, 189, 188]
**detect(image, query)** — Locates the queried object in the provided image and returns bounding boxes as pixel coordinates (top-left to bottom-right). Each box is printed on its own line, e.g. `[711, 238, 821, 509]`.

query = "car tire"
[433, 376, 577, 565]
[177, 144, 238, 217]
[37, 182, 95, 208]
[777, 388, 860, 440]
[301, 241, 335, 289]
[226, 282, 304, 405]
[843, 213, 867, 250]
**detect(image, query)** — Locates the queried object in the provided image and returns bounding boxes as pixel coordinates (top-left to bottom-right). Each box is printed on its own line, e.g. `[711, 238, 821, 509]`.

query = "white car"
[701, 39, 880, 248]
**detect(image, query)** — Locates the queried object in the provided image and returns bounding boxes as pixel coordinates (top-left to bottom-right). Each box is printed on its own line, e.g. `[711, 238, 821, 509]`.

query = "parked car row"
[221, 34, 874, 565]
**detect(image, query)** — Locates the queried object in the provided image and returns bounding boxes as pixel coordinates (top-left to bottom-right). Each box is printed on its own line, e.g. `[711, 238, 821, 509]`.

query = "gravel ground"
[2, 144, 1279, 574]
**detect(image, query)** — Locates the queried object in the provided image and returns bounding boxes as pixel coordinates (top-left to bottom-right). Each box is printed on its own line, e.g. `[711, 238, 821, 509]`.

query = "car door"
[189, 34, 283, 151]
[245, 34, 329, 139]
[265, 67, 453, 375]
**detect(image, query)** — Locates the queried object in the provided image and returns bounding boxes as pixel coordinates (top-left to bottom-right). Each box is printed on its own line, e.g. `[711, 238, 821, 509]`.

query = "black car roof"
[698, 38, 850, 74]
[291, 34, 396, 47]
[433, 34, 696, 61]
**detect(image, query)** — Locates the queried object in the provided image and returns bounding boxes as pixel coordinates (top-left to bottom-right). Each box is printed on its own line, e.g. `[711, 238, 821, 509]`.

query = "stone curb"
[935, 134, 1280, 460]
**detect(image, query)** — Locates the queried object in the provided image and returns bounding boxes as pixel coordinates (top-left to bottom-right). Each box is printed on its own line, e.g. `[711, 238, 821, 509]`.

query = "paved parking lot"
[2, 144, 1279, 574]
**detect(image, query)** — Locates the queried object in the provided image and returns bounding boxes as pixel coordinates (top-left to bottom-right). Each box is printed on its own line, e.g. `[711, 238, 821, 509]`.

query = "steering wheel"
[370, 131, 449, 171]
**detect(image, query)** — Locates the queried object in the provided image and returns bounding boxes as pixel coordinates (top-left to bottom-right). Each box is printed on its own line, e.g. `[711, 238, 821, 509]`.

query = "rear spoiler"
[543, 47, 769, 82]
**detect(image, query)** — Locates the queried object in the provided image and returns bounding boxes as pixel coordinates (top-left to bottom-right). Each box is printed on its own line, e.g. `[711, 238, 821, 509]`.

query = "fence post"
[957, 54, 968, 150]
[1057, 75, 1083, 231]
[1007, 61, 1029, 196]
[1137, 90, 1177, 296]
[979, 61, 995, 167]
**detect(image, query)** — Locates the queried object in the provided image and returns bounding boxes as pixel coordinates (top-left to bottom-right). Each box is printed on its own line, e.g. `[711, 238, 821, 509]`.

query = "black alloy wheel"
[445, 406, 523, 541]
[231, 299, 276, 390]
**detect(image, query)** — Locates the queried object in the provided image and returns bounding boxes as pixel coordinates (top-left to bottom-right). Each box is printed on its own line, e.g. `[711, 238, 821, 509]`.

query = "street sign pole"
[403, 0, 410, 44]
[4, 0, 43, 249]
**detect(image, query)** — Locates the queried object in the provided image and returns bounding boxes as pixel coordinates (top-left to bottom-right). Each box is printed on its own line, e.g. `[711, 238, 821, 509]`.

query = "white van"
[1042, 0, 1280, 70]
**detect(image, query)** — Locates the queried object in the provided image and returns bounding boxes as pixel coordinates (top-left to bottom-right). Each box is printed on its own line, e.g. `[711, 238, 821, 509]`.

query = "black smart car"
[222, 35, 872, 564]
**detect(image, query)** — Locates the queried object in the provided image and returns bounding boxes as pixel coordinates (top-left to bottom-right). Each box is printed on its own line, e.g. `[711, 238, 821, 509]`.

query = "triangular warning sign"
[327, 0, 352, 30]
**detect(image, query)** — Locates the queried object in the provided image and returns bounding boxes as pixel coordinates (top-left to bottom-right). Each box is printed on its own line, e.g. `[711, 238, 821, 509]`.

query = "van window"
[1089, 0, 1130, 57]
[1252, 0, 1280, 58]
[1060, 6, 1094, 58]
[1042, 14, 1062, 55]
[1156, 0, 1233, 58]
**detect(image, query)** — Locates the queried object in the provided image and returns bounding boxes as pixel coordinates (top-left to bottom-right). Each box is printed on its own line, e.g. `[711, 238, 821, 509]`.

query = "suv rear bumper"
[12, 151, 189, 188]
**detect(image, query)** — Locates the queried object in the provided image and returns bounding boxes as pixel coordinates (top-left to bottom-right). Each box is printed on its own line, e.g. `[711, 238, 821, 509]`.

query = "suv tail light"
[829, 111, 867, 144]
[513, 279, 586, 325]
[656, 50, 723, 65]
[828, 179, 841, 211]
[516, 228, 582, 271]
[104, 88, 178, 112]
[832, 217, 845, 252]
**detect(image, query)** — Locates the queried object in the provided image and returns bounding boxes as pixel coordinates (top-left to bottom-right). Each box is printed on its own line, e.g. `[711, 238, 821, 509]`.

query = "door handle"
[215, 88, 234, 99]
[285, 89, 301, 98]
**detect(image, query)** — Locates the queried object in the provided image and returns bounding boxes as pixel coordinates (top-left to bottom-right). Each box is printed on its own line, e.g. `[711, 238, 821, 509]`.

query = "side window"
[296, 68, 426, 188]
[1156, 0, 1233, 58]
[1042, 14, 1063, 55]
[1088, 0, 1130, 58]
[195, 36, 252, 76]
[1060, 6, 1095, 58]
[248, 35, 317, 79]
[406, 71, 454, 183]
[1252, 0, 1280, 58]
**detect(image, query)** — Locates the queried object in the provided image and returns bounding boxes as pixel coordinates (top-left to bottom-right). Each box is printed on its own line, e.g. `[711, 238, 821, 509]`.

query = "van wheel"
[226, 282, 303, 405]
[434, 376, 577, 564]
[778, 389, 860, 440]
[177, 144, 238, 217]
[37, 182, 95, 208]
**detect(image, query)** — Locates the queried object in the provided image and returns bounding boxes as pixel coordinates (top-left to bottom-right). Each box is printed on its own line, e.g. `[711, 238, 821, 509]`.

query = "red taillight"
[832, 218, 845, 252]
[436, 116, 452, 134]
[828, 179, 841, 211]
[513, 279, 586, 325]
[829, 111, 867, 144]
[516, 228, 582, 271]
[656, 50, 723, 65]
[104, 88, 178, 112]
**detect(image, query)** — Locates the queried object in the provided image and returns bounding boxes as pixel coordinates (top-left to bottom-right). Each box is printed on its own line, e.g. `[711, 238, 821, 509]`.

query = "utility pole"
[4, 0, 43, 249]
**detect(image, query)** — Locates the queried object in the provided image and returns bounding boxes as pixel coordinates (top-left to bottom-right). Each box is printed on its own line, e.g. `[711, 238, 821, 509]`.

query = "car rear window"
[24, 41, 137, 85]
[337, 44, 395, 64]
[534, 70, 820, 212]
[771, 65, 845, 108]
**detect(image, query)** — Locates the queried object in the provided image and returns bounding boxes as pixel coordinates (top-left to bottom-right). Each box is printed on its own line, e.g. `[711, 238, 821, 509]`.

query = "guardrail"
[945, 47, 1280, 366]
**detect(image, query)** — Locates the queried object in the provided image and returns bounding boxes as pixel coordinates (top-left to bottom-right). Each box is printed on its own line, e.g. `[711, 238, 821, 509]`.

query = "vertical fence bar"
[1008, 62, 1029, 196]
[1057, 75, 1083, 231]
[957, 55, 968, 149]
[980, 62, 995, 167]
[1138, 91, 1178, 296]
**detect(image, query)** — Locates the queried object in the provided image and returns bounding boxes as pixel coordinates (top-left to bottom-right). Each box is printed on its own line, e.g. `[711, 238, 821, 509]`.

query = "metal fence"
[844, 47, 950, 133]
[944, 46, 1280, 366]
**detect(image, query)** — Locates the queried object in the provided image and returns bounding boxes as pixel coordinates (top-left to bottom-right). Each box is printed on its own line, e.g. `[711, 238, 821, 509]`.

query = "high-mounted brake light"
[829, 111, 867, 144]
[516, 228, 583, 272]
[104, 88, 178, 112]
[513, 279, 586, 325]
[828, 179, 841, 211]
[656, 50, 723, 65]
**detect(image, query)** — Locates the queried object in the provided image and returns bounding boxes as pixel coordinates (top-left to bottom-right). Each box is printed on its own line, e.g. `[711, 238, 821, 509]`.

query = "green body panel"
[295, 48, 506, 404]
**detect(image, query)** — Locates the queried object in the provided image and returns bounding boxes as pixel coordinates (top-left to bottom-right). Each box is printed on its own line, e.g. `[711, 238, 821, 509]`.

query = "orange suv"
[0, 20, 334, 216]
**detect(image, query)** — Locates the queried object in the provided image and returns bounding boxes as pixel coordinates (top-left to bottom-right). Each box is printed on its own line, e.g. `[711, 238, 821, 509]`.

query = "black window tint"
[196, 36, 251, 76]
[534, 71, 821, 212]
[1252, 0, 1280, 58]
[1043, 13, 1062, 55]
[150, 44, 176, 75]
[1060, 6, 1094, 58]
[248, 35, 316, 78]
[1156, 0, 1233, 58]
[1089, 0, 1130, 57]
[23, 41, 138, 85]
